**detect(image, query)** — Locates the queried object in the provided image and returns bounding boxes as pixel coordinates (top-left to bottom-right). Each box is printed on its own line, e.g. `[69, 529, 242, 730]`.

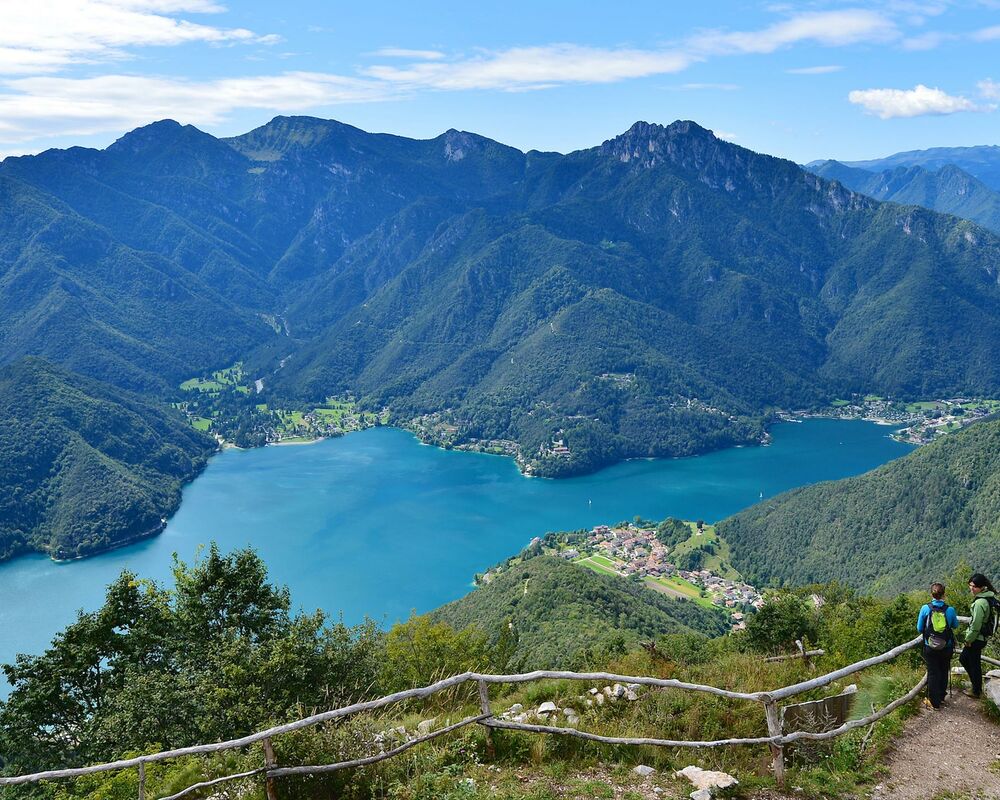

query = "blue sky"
[1, 1, 998, 162]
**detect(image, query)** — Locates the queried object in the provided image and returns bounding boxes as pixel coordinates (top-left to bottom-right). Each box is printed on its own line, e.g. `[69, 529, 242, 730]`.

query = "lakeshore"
[0, 419, 912, 697]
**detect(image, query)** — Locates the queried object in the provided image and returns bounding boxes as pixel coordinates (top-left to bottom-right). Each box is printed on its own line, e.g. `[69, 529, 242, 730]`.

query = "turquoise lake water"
[0, 420, 912, 693]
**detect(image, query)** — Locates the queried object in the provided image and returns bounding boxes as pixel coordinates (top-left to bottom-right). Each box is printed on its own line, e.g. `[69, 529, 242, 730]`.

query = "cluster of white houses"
[560, 524, 763, 626]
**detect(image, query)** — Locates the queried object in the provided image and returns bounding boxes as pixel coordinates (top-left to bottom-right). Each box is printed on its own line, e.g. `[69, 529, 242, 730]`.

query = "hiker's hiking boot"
[961, 689, 982, 699]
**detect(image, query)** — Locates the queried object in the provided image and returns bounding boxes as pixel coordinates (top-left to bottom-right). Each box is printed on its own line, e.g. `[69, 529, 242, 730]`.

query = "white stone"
[566, 714, 579, 726]
[986, 674, 1000, 706]
[612, 683, 626, 698]
[588, 687, 600, 695]
[627, 683, 642, 693]
[508, 703, 523, 713]
[595, 693, 605, 705]
[632, 764, 656, 777]
[563, 707, 577, 717]
[674, 766, 739, 792]
[625, 689, 639, 701]
[537, 701, 558, 715]
[690, 789, 713, 800]
[416, 718, 436, 736]
[603, 686, 614, 696]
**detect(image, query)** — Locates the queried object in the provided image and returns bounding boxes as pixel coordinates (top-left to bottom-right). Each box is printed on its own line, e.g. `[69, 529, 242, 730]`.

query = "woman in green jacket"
[960, 573, 998, 698]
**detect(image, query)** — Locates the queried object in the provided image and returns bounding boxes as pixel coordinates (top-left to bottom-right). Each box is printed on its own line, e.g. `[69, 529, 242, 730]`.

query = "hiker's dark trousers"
[923, 646, 952, 707]
[960, 639, 985, 696]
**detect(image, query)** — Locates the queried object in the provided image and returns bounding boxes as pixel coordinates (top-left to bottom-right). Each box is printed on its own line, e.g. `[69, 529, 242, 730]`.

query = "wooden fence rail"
[0, 621, 980, 797]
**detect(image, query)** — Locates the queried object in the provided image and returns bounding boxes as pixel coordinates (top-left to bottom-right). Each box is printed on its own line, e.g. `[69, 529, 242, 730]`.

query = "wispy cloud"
[972, 24, 1000, 40]
[363, 44, 694, 91]
[786, 65, 844, 74]
[848, 83, 982, 118]
[672, 82, 741, 91]
[370, 48, 446, 60]
[900, 30, 958, 49]
[978, 78, 1000, 100]
[0, 5, 978, 151]
[688, 9, 898, 55]
[0, 72, 388, 144]
[0, 0, 273, 75]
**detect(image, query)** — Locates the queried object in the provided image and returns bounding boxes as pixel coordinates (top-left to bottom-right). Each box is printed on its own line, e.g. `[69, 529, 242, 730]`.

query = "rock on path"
[871, 693, 1000, 800]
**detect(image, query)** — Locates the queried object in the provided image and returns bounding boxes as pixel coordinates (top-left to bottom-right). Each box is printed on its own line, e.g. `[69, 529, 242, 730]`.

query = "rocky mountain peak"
[107, 119, 208, 154]
[599, 120, 717, 168]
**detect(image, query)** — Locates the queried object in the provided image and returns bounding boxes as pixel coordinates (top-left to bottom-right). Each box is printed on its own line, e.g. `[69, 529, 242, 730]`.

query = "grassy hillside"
[433, 555, 728, 668]
[0, 358, 217, 561]
[718, 417, 1000, 593]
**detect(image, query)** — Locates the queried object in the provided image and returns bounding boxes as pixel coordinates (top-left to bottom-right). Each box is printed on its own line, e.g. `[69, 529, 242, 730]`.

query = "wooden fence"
[1, 623, 992, 799]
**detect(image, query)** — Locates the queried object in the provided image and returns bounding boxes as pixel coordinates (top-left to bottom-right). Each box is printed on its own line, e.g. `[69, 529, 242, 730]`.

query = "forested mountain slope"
[808, 160, 1000, 234]
[273, 121, 1000, 473]
[4, 118, 1000, 480]
[0, 358, 216, 561]
[717, 417, 1000, 594]
[433, 555, 728, 669]
[0, 175, 272, 394]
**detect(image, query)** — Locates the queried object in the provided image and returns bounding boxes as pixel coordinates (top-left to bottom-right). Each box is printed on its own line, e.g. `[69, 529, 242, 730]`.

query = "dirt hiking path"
[870, 692, 1000, 800]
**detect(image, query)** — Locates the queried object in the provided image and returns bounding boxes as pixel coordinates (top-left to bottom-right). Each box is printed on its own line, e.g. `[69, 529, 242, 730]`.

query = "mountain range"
[4, 118, 1000, 557]
[806, 159, 1000, 235]
[816, 145, 1000, 192]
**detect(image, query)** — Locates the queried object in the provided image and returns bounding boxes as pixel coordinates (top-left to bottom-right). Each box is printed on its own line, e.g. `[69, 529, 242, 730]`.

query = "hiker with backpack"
[917, 582, 959, 708]
[959, 573, 999, 699]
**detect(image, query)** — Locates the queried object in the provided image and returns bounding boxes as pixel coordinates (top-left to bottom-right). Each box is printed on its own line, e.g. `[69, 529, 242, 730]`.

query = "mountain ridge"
[3, 116, 1000, 484]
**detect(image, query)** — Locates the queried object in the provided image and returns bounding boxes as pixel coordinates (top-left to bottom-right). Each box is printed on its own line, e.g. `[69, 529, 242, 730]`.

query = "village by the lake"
[480, 519, 765, 631]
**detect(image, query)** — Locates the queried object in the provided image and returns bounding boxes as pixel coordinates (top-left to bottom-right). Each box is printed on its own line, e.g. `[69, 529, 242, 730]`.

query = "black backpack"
[923, 602, 954, 650]
[977, 595, 1000, 640]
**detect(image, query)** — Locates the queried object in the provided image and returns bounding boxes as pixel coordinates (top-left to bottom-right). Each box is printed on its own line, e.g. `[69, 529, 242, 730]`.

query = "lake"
[0, 420, 912, 692]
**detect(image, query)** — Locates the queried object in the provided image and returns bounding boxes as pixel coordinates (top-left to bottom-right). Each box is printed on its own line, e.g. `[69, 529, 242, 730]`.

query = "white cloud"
[676, 82, 740, 91]
[786, 65, 844, 74]
[972, 24, 1000, 40]
[371, 48, 446, 60]
[979, 78, 1000, 100]
[356, 10, 895, 95]
[848, 83, 980, 118]
[363, 44, 694, 91]
[900, 31, 957, 50]
[0, 0, 271, 74]
[689, 9, 898, 56]
[0, 72, 389, 144]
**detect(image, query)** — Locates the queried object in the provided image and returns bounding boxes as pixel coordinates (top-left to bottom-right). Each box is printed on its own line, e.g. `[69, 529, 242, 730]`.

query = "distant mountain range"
[718, 416, 1000, 594]
[4, 118, 1000, 558]
[807, 144, 1000, 192]
[806, 159, 1000, 235]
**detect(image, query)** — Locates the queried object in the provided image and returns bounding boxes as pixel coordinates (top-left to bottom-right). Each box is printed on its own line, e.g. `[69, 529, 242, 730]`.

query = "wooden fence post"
[262, 737, 279, 800]
[763, 698, 785, 788]
[137, 760, 145, 800]
[478, 680, 495, 760]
